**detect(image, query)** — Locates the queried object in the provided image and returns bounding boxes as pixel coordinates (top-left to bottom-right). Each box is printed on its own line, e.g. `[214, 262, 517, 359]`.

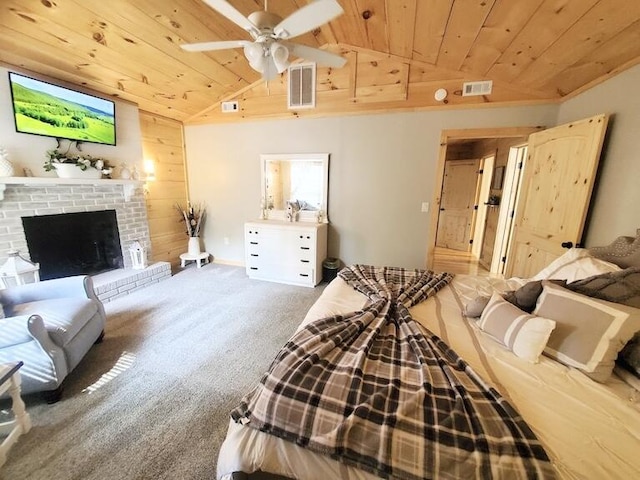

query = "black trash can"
[322, 257, 340, 283]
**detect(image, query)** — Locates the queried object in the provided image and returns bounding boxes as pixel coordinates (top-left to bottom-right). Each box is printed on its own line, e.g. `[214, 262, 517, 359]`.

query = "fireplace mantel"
[0, 177, 144, 201]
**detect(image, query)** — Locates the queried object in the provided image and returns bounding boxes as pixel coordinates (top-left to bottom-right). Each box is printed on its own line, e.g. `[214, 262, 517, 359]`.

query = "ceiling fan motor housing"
[248, 11, 283, 39]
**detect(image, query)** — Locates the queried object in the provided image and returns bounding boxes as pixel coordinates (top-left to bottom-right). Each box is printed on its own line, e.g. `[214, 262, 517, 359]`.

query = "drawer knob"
[250, 254, 259, 257]
[250, 241, 258, 245]
[250, 267, 258, 270]
[300, 246, 310, 250]
[299, 273, 309, 277]
[300, 259, 309, 263]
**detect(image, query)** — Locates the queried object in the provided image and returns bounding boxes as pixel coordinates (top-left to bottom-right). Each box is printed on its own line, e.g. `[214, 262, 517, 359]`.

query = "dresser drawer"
[244, 221, 327, 287]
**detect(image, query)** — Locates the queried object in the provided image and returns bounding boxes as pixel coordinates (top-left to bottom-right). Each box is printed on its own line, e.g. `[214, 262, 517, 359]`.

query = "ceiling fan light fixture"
[244, 43, 266, 72]
[270, 43, 290, 73]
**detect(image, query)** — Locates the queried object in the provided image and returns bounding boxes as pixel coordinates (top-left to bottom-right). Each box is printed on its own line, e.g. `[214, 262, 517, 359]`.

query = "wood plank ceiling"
[1, 0, 639, 124]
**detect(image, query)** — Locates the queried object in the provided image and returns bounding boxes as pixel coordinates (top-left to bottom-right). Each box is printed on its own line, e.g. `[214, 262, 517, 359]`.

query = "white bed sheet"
[218, 275, 640, 480]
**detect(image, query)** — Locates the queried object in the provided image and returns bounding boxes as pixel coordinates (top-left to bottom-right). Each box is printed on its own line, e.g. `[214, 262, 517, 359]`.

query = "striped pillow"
[534, 281, 640, 382]
[479, 293, 556, 363]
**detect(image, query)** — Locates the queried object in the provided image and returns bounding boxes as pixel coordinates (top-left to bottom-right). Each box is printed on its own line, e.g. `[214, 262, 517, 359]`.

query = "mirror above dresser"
[260, 153, 329, 223]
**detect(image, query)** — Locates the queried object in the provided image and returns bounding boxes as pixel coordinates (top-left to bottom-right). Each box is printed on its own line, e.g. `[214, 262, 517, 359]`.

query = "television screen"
[8, 72, 116, 146]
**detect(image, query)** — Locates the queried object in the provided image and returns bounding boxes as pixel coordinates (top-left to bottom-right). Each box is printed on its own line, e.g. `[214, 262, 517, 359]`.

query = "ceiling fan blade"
[181, 40, 251, 52]
[274, 0, 344, 39]
[201, 0, 260, 37]
[285, 43, 347, 68]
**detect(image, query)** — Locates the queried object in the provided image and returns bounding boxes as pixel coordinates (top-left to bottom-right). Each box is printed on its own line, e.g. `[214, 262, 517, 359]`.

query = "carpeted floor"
[1, 264, 326, 480]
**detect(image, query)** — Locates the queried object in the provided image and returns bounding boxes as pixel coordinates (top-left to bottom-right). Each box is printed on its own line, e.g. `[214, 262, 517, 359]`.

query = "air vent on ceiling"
[288, 63, 316, 109]
[462, 80, 493, 97]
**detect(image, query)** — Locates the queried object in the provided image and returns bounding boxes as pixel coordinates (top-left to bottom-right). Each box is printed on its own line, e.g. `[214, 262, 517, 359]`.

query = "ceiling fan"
[181, 0, 347, 81]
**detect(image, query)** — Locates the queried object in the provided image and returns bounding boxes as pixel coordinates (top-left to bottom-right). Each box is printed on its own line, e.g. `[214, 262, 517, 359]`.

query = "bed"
[218, 235, 640, 480]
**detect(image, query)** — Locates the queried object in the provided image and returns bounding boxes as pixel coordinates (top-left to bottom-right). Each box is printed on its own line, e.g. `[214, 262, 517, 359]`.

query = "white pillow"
[531, 248, 621, 282]
[534, 281, 640, 382]
[478, 293, 556, 363]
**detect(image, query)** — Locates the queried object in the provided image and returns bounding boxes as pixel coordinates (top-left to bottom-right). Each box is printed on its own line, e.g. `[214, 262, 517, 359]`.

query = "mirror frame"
[260, 153, 329, 223]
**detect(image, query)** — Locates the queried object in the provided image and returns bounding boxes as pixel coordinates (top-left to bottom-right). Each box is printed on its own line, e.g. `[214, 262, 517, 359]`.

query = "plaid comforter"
[231, 265, 555, 479]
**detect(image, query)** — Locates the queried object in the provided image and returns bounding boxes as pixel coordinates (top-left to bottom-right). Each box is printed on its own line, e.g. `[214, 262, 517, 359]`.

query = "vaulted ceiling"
[1, 0, 639, 124]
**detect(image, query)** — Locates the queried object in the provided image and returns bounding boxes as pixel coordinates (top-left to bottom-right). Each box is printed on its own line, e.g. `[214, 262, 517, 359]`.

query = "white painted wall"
[185, 104, 558, 268]
[557, 64, 640, 246]
[0, 65, 143, 177]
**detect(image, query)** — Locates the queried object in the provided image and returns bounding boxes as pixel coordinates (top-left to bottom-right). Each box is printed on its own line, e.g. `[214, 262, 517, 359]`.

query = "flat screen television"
[8, 72, 116, 146]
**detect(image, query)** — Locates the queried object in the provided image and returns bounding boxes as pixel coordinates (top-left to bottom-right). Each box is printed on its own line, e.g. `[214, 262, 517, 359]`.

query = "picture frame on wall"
[491, 166, 505, 190]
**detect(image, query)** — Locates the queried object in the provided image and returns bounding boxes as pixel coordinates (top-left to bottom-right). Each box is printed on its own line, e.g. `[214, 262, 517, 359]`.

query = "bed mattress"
[218, 274, 640, 479]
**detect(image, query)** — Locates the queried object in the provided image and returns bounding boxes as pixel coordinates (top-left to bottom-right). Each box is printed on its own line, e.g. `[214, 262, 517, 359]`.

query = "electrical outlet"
[223, 237, 230, 245]
[421, 202, 429, 213]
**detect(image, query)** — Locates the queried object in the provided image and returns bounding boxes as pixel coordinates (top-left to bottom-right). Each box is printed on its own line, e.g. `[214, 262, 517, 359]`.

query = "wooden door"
[505, 114, 608, 278]
[436, 159, 480, 251]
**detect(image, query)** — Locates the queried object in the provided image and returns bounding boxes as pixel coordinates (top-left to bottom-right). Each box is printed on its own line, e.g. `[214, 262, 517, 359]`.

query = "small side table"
[0, 362, 31, 468]
[180, 252, 210, 269]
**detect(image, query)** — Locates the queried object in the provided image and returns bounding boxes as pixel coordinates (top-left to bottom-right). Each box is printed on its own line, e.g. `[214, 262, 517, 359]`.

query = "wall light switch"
[224, 237, 230, 245]
[421, 202, 429, 213]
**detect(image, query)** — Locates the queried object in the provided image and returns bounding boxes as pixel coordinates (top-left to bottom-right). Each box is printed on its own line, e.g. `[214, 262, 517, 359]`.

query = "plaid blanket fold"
[231, 265, 555, 480]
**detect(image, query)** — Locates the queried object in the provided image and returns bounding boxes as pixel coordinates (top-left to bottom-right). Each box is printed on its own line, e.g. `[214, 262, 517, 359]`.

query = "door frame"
[426, 126, 545, 270]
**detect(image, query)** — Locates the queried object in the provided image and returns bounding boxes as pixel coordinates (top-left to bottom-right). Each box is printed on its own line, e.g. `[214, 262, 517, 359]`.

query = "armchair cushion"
[10, 297, 99, 348]
[0, 315, 35, 348]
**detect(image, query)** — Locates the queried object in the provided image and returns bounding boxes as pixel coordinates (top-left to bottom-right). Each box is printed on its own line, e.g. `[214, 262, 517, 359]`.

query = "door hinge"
[510, 210, 515, 218]
[474, 205, 478, 210]
[478, 169, 484, 174]
[502, 256, 507, 263]
[518, 161, 523, 169]
[469, 239, 474, 245]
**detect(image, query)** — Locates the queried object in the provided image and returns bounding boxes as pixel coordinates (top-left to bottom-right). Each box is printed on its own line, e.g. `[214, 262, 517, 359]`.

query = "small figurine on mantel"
[119, 163, 131, 179]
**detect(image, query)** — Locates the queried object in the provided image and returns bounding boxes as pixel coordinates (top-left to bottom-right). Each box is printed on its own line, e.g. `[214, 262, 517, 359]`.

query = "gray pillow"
[619, 332, 640, 378]
[589, 229, 640, 269]
[503, 279, 567, 314]
[463, 295, 491, 318]
[463, 279, 567, 318]
[566, 267, 640, 309]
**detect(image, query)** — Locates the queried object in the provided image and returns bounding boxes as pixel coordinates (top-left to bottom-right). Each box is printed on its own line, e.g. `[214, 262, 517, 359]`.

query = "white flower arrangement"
[44, 148, 113, 177]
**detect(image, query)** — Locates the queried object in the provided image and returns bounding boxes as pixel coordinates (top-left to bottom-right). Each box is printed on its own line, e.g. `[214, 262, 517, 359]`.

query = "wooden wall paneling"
[436, 0, 495, 71]
[544, 19, 640, 97]
[460, 0, 545, 76]
[353, 51, 409, 103]
[2, 0, 220, 107]
[125, 0, 256, 82]
[139, 112, 188, 269]
[356, 0, 389, 53]
[0, 30, 192, 120]
[386, 0, 417, 58]
[82, 0, 253, 87]
[487, 0, 599, 83]
[329, 0, 370, 47]
[516, 0, 640, 88]
[412, 0, 453, 65]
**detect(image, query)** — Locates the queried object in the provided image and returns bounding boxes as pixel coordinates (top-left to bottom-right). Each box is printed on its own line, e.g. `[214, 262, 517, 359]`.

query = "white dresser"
[244, 221, 328, 287]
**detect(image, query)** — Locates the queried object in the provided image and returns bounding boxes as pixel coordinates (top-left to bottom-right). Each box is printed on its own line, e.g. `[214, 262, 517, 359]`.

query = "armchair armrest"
[0, 275, 96, 306]
[0, 314, 60, 355]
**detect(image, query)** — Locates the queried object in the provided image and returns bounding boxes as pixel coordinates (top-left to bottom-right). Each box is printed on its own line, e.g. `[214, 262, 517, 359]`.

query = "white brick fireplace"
[0, 178, 170, 301]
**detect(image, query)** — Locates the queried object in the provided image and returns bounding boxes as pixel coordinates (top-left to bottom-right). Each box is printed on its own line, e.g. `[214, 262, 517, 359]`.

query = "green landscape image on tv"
[9, 72, 116, 146]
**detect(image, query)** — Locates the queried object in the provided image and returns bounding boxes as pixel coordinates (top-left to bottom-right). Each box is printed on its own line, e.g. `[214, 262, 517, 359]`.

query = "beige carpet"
[1, 264, 326, 480]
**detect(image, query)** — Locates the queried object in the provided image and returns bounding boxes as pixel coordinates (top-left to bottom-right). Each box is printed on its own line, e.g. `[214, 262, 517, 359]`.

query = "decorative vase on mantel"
[188, 237, 201, 256]
[0, 146, 14, 177]
[54, 163, 102, 179]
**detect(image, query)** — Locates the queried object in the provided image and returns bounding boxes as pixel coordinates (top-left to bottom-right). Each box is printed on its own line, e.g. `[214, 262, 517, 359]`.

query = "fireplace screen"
[22, 210, 124, 280]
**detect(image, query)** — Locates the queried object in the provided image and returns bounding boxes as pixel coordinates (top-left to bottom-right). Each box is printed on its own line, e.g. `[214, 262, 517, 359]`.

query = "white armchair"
[0, 275, 106, 402]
